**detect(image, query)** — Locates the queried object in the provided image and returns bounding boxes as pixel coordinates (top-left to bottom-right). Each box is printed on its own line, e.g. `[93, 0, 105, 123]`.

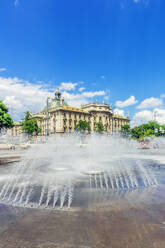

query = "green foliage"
[0, 100, 14, 131]
[131, 126, 144, 140]
[75, 120, 91, 132]
[95, 121, 105, 133]
[122, 121, 165, 140]
[22, 112, 41, 136]
[25, 111, 31, 121]
[162, 125, 165, 133]
[120, 124, 131, 137]
[131, 121, 160, 140]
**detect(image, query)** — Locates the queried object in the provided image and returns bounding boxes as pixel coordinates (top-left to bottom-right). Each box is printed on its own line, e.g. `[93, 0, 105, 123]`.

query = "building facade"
[10, 89, 130, 136]
[9, 122, 22, 137]
[34, 89, 129, 135]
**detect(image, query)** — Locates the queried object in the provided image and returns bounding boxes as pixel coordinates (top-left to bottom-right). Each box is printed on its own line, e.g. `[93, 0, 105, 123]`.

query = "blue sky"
[0, 0, 165, 125]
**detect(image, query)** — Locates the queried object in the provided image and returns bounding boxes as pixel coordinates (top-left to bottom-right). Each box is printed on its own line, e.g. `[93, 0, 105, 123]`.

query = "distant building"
[9, 122, 22, 137]
[9, 89, 130, 136]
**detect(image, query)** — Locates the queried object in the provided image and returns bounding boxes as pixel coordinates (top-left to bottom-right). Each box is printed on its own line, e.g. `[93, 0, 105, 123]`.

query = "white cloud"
[104, 95, 110, 101]
[61, 90, 106, 107]
[132, 110, 153, 126]
[4, 96, 23, 109]
[133, 0, 150, 5]
[113, 108, 125, 116]
[0, 77, 50, 121]
[131, 108, 165, 127]
[153, 108, 165, 124]
[14, 0, 19, 6]
[115, 96, 138, 108]
[59, 82, 77, 91]
[62, 91, 88, 107]
[0, 68, 7, 72]
[137, 97, 162, 109]
[82, 91, 105, 98]
[100, 75, 105, 79]
[0, 77, 108, 121]
[78, 87, 85, 92]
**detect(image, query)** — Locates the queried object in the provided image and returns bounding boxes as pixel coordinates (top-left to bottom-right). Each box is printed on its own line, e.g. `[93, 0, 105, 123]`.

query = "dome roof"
[43, 88, 68, 111]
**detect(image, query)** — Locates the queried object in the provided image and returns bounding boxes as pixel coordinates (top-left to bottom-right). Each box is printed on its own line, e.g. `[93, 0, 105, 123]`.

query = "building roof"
[113, 114, 129, 120]
[48, 105, 89, 114]
[43, 88, 68, 111]
[82, 102, 110, 107]
[36, 89, 130, 120]
[33, 114, 46, 119]
[14, 122, 22, 126]
[62, 106, 89, 113]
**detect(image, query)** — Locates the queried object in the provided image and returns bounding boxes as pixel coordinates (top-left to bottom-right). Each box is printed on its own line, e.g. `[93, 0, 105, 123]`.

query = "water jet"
[0, 134, 159, 210]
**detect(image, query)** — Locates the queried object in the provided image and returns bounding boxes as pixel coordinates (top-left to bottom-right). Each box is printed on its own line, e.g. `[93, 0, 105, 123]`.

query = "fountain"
[0, 134, 158, 210]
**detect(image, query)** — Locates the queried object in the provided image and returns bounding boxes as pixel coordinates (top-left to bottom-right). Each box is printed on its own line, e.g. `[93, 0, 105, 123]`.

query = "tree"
[131, 121, 161, 140]
[22, 111, 41, 136]
[75, 120, 91, 132]
[24, 111, 31, 121]
[0, 100, 14, 132]
[161, 124, 165, 135]
[120, 124, 131, 137]
[95, 121, 105, 133]
[131, 126, 144, 140]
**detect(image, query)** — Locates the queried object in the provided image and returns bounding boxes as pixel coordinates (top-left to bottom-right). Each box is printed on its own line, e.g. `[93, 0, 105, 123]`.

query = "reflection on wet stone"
[0, 135, 165, 247]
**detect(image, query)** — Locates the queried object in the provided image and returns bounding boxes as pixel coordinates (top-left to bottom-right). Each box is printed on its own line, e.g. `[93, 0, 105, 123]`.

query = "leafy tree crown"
[22, 111, 41, 135]
[0, 100, 14, 131]
[75, 120, 91, 132]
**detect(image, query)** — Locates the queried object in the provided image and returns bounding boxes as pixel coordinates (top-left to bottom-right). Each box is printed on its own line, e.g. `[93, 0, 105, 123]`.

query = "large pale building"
[10, 89, 130, 136]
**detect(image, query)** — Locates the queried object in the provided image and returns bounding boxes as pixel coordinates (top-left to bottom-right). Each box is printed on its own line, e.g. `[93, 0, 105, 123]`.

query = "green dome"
[43, 89, 68, 111]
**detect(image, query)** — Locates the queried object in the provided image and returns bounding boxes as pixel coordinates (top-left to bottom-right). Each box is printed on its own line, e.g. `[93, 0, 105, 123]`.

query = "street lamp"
[159, 127, 165, 136]
[112, 115, 114, 135]
[154, 128, 158, 136]
[111, 106, 114, 135]
[46, 97, 51, 140]
[153, 110, 158, 122]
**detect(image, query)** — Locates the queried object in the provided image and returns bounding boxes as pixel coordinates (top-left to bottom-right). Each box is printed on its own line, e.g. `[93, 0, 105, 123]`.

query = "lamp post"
[112, 115, 114, 135]
[153, 110, 158, 122]
[111, 106, 114, 135]
[159, 127, 165, 136]
[154, 128, 158, 136]
[45, 97, 51, 140]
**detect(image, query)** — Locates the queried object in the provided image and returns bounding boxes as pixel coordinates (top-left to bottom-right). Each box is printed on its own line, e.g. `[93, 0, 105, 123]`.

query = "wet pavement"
[0, 203, 165, 248]
[0, 186, 165, 248]
[1, 148, 165, 247]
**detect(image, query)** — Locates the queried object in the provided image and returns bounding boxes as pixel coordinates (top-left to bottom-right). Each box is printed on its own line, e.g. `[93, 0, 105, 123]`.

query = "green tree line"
[0, 100, 14, 132]
[22, 111, 41, 136]
[75, 120, 105, 133]
[0, 100, 41, 136]
[121, 121, 165, 141]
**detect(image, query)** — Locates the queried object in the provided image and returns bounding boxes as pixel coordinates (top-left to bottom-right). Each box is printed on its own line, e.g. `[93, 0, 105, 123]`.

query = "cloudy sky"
[0, 0, 165, 126]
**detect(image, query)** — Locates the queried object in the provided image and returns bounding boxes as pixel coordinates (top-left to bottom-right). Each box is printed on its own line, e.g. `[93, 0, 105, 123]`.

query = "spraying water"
[0, 134, 158, 210]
